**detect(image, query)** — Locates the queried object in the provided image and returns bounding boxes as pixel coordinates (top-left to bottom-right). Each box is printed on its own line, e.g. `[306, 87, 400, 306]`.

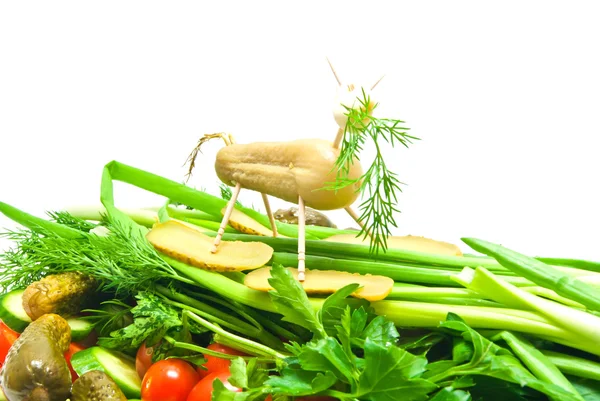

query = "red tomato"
[136, 341, 154, 379]
[196, 343, 247, 379]
[64, 342, 86, 382]
[186, 369, 241, 401]
[141, 358, 200, 401]
[0, 320, 20, 363]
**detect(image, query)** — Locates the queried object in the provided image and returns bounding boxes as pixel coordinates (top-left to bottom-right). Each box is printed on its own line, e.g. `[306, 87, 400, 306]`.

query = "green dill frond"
[47, 210, 99, 232]
[0, 213, 192, 296]
[328, 87, 419, 255]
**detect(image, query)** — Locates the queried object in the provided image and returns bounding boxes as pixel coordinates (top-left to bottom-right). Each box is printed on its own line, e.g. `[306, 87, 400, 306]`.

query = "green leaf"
[489, 331, 583, 400]
[229, 357, 249, 389]
[212, 379, 250, 401]
[569, 376, 600, 401]
[97, 291, 182, 350]
[428, 387, 472, 401]
[397, 332, 447, 354]
[433, 314, 583, 401]
[265, 365, 337, 396]
[319, 283, 364, 335]
[247, 359, 270, 390]
[360, 315, 400, 346]
[298, 337, 358, 386]
[267, 264, 326, 338]
[357, 338, 437, 401]
[452, 338, 474, 364]
[467, 376, 541, 401]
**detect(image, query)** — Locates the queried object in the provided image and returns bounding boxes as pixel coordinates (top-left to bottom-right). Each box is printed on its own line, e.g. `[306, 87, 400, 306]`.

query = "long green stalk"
[372, 300, 600, 356]
[522, 287, 585, 308]
[453, 267, 600, 349]
[462, 237, 600, 311]
[65, 205, 159, 227]
[154, 285, 265, 338]
[488, 331, 583, 401]
[100, 161, 228, 216]
[535, 257, 600, 273]
[183, 311, 288, 360]
[540, 350, 600, 381]
[165, 206, 221, 222]
[387, 285, 501, 307]
[271, 252, 532, 287]
[0, 201, 84, 239]
[161, 254, 280, 314]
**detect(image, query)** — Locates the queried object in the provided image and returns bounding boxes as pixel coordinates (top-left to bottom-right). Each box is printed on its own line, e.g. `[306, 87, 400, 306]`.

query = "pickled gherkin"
[71, 370, 127, 401]
[0, 313, 72, 401]
[22, 271, 97, 321]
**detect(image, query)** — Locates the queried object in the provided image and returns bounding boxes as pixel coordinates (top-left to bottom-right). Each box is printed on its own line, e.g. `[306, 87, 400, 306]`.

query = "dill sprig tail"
[329, 87, 418, 255]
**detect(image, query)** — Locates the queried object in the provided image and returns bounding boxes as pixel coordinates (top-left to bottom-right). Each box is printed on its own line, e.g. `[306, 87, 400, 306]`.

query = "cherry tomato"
[141, 358, 200, 401]
[186, 369, 241, 401]
[0, 320, 20, 363]
[136, 341, 155, 379]
[64, 342, 86, 382]
[196, 343, 247, 379]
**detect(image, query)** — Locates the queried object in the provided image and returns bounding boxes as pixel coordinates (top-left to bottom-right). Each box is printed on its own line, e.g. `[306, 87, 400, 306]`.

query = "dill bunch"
[0, 212, 192, 295]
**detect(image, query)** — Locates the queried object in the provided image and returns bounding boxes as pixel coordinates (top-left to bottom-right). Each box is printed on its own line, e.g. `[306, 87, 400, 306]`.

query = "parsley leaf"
[97, 291, 183, 351]
[267, 264, 327, 339]
[298, 337, 358, 386]
[356, 338, 437, 401]
[265, 365, 338, 396]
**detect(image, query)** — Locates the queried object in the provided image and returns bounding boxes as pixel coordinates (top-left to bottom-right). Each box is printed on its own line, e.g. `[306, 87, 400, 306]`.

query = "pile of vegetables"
[0, 160, 599, 401]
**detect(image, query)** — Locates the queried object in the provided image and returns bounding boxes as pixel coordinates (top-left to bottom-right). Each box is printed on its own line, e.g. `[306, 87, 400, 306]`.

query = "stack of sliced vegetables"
[0, 160, 599, 401]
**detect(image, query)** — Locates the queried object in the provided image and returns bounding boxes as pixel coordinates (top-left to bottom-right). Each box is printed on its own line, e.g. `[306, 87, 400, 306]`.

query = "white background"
[1, 1, 599, 259]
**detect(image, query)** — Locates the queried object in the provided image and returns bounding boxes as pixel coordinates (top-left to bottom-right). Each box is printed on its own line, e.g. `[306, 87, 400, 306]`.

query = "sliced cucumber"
[0, 387, 8, 401]
[0, 289, 94, 341]
[0, 289, 31, 332]
[70, 346, 141, 399]
[66, 317, 94, 342]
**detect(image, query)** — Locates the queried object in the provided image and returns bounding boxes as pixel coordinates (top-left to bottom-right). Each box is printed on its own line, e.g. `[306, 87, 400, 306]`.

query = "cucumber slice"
[0, 289, 94, 341]
[70, 346, 141, 399]
[0, 289, 31, 332]
[66, 317, 94, 342]
[0, 387, 8, 401]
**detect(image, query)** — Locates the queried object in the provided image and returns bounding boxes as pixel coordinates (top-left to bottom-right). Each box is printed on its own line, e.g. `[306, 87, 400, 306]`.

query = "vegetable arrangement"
[0, 160, 598, 401]
[0, 66, 599, 401]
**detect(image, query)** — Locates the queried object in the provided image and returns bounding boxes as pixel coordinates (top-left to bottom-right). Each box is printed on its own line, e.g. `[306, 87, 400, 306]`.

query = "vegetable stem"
[184, 310, 288, 359]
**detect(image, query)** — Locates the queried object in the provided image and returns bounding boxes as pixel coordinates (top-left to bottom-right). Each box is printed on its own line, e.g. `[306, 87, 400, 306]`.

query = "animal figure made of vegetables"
[185, 60, 417, 281]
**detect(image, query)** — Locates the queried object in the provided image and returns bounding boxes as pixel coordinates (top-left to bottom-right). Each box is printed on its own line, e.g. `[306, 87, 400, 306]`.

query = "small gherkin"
[22, 271, 97, 321]
[71, 370, 127, 401]
[0, 313, 72, 401]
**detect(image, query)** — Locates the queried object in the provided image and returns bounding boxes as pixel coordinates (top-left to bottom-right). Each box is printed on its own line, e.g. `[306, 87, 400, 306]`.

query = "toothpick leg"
[297, 196, 306, 281]
[344, 206, 373, 239]
[212, 182, 242, 253]
[261, 193, 278, 237]
[332, 127, 344, 149]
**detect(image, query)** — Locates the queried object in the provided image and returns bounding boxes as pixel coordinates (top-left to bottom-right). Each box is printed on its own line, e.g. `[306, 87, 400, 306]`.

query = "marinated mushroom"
[274, 206, 337, 228]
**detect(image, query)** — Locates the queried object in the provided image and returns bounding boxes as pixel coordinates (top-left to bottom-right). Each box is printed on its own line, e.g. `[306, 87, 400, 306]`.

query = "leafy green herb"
[47, 210, 99, 232]
[97, 291, 187, 351]
[327, 88, 418, 255]
[267, 264, 327, 339]
[0, 213, 191, 295]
